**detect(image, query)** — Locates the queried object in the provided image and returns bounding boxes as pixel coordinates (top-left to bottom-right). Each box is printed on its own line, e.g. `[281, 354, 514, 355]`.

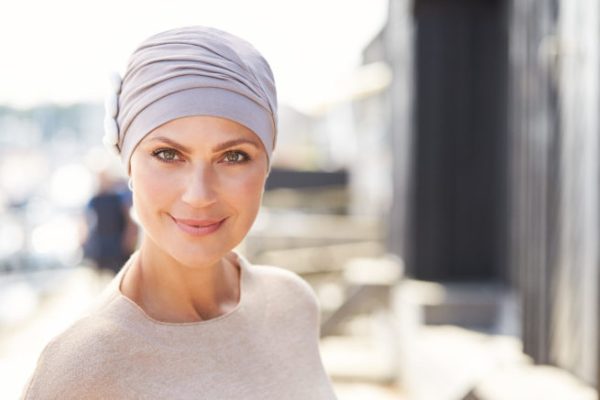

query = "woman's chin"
[158, 241, 233, 269]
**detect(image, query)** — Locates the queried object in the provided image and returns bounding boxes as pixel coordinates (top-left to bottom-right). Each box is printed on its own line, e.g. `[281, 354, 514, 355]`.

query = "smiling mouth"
[170, 216, 226, 236]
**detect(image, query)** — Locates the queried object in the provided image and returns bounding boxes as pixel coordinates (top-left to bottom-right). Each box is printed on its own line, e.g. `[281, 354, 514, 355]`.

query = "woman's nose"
[180, 165, 218, 208]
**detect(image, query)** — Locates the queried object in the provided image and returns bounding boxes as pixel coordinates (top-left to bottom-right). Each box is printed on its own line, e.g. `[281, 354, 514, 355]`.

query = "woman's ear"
[264, 155, 271, 182]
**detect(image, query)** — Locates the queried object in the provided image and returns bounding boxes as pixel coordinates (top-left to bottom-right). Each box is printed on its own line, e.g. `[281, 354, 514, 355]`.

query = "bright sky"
[0, 0, 388, 113]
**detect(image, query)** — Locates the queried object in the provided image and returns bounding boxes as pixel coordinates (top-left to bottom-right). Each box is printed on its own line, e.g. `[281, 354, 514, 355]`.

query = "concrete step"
[400, 280, 519, 335]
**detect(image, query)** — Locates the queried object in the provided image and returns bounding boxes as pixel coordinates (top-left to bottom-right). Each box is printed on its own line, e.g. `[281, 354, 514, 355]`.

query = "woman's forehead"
[144, 116, 262, 147]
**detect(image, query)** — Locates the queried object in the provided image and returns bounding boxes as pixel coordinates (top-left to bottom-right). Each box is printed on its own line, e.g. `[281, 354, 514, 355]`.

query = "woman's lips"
[171, 216, 226, 236]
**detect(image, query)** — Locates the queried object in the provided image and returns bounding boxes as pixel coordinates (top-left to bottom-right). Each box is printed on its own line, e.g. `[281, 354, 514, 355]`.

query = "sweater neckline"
[113, 250, 250, 327]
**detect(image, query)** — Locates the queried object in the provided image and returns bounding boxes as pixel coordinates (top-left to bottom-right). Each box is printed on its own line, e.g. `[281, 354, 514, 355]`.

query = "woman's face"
[129, 115, 269, 267]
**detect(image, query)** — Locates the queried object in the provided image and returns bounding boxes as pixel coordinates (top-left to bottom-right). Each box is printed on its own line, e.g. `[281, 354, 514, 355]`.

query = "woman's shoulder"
[252, 262, 315, 291]
[20, 314, 126, 399]
[248, 262, 320, 310]
[245, 262, 323, 336]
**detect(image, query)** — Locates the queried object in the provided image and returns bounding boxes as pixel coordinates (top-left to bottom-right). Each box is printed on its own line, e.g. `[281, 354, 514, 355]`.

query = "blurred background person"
[82, 167, 138, 281]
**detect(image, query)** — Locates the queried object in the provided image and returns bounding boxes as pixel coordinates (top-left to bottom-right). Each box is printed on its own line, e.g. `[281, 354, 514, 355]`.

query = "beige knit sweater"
[21, 251, 338, 399]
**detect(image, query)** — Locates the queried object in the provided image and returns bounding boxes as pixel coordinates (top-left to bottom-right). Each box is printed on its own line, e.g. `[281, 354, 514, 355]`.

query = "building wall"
[381, 0, 599, 385]
[381, 0, 417, 265]
[508, 0, 599, 385]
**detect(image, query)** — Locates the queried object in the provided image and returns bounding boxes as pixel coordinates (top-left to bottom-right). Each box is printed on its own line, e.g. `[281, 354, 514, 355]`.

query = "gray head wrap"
[103, 26, 278, 173]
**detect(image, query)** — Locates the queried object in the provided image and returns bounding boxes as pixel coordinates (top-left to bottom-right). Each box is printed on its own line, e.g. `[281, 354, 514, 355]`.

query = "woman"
[21, 26, 337, 399]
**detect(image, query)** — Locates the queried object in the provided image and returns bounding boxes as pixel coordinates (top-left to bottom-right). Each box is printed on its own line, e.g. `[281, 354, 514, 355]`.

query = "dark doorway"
[411, 0, 509, 281]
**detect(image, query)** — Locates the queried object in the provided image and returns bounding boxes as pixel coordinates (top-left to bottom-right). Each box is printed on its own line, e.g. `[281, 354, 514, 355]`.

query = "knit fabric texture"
[21, 251, 337, 399]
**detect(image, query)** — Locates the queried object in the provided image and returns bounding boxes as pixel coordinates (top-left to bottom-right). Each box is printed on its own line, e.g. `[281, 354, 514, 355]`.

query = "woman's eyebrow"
[148, 136, 190, 153]
[212, 138, 260, 152]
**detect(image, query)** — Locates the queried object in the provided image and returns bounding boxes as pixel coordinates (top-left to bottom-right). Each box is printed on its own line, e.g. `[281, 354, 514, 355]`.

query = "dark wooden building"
[373, 0, 599, 387]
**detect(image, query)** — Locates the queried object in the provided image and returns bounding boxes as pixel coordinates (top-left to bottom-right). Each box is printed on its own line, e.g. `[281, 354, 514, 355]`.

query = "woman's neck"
[120, 237, 241, 323]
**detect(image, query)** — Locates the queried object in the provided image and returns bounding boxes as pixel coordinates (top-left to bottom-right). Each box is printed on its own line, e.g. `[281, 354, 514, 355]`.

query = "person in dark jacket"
[83, 169, 137, 274]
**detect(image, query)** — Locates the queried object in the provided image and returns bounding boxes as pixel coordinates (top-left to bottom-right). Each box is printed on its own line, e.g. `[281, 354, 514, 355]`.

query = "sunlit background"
[2, 0, 599, 399]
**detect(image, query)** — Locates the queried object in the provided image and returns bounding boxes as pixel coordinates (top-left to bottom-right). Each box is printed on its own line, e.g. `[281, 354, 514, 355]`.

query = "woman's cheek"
[133, 164, 178, 222]
[225, 168, 265, 200]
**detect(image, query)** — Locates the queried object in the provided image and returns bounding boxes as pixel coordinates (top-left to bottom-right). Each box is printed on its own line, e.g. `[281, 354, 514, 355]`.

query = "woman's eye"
[223, 151, 249, 163]
[153, 149, 180, 162]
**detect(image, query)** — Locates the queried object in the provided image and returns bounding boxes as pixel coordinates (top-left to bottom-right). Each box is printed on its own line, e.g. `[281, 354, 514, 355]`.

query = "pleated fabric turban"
[103, 26, 278, 173]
